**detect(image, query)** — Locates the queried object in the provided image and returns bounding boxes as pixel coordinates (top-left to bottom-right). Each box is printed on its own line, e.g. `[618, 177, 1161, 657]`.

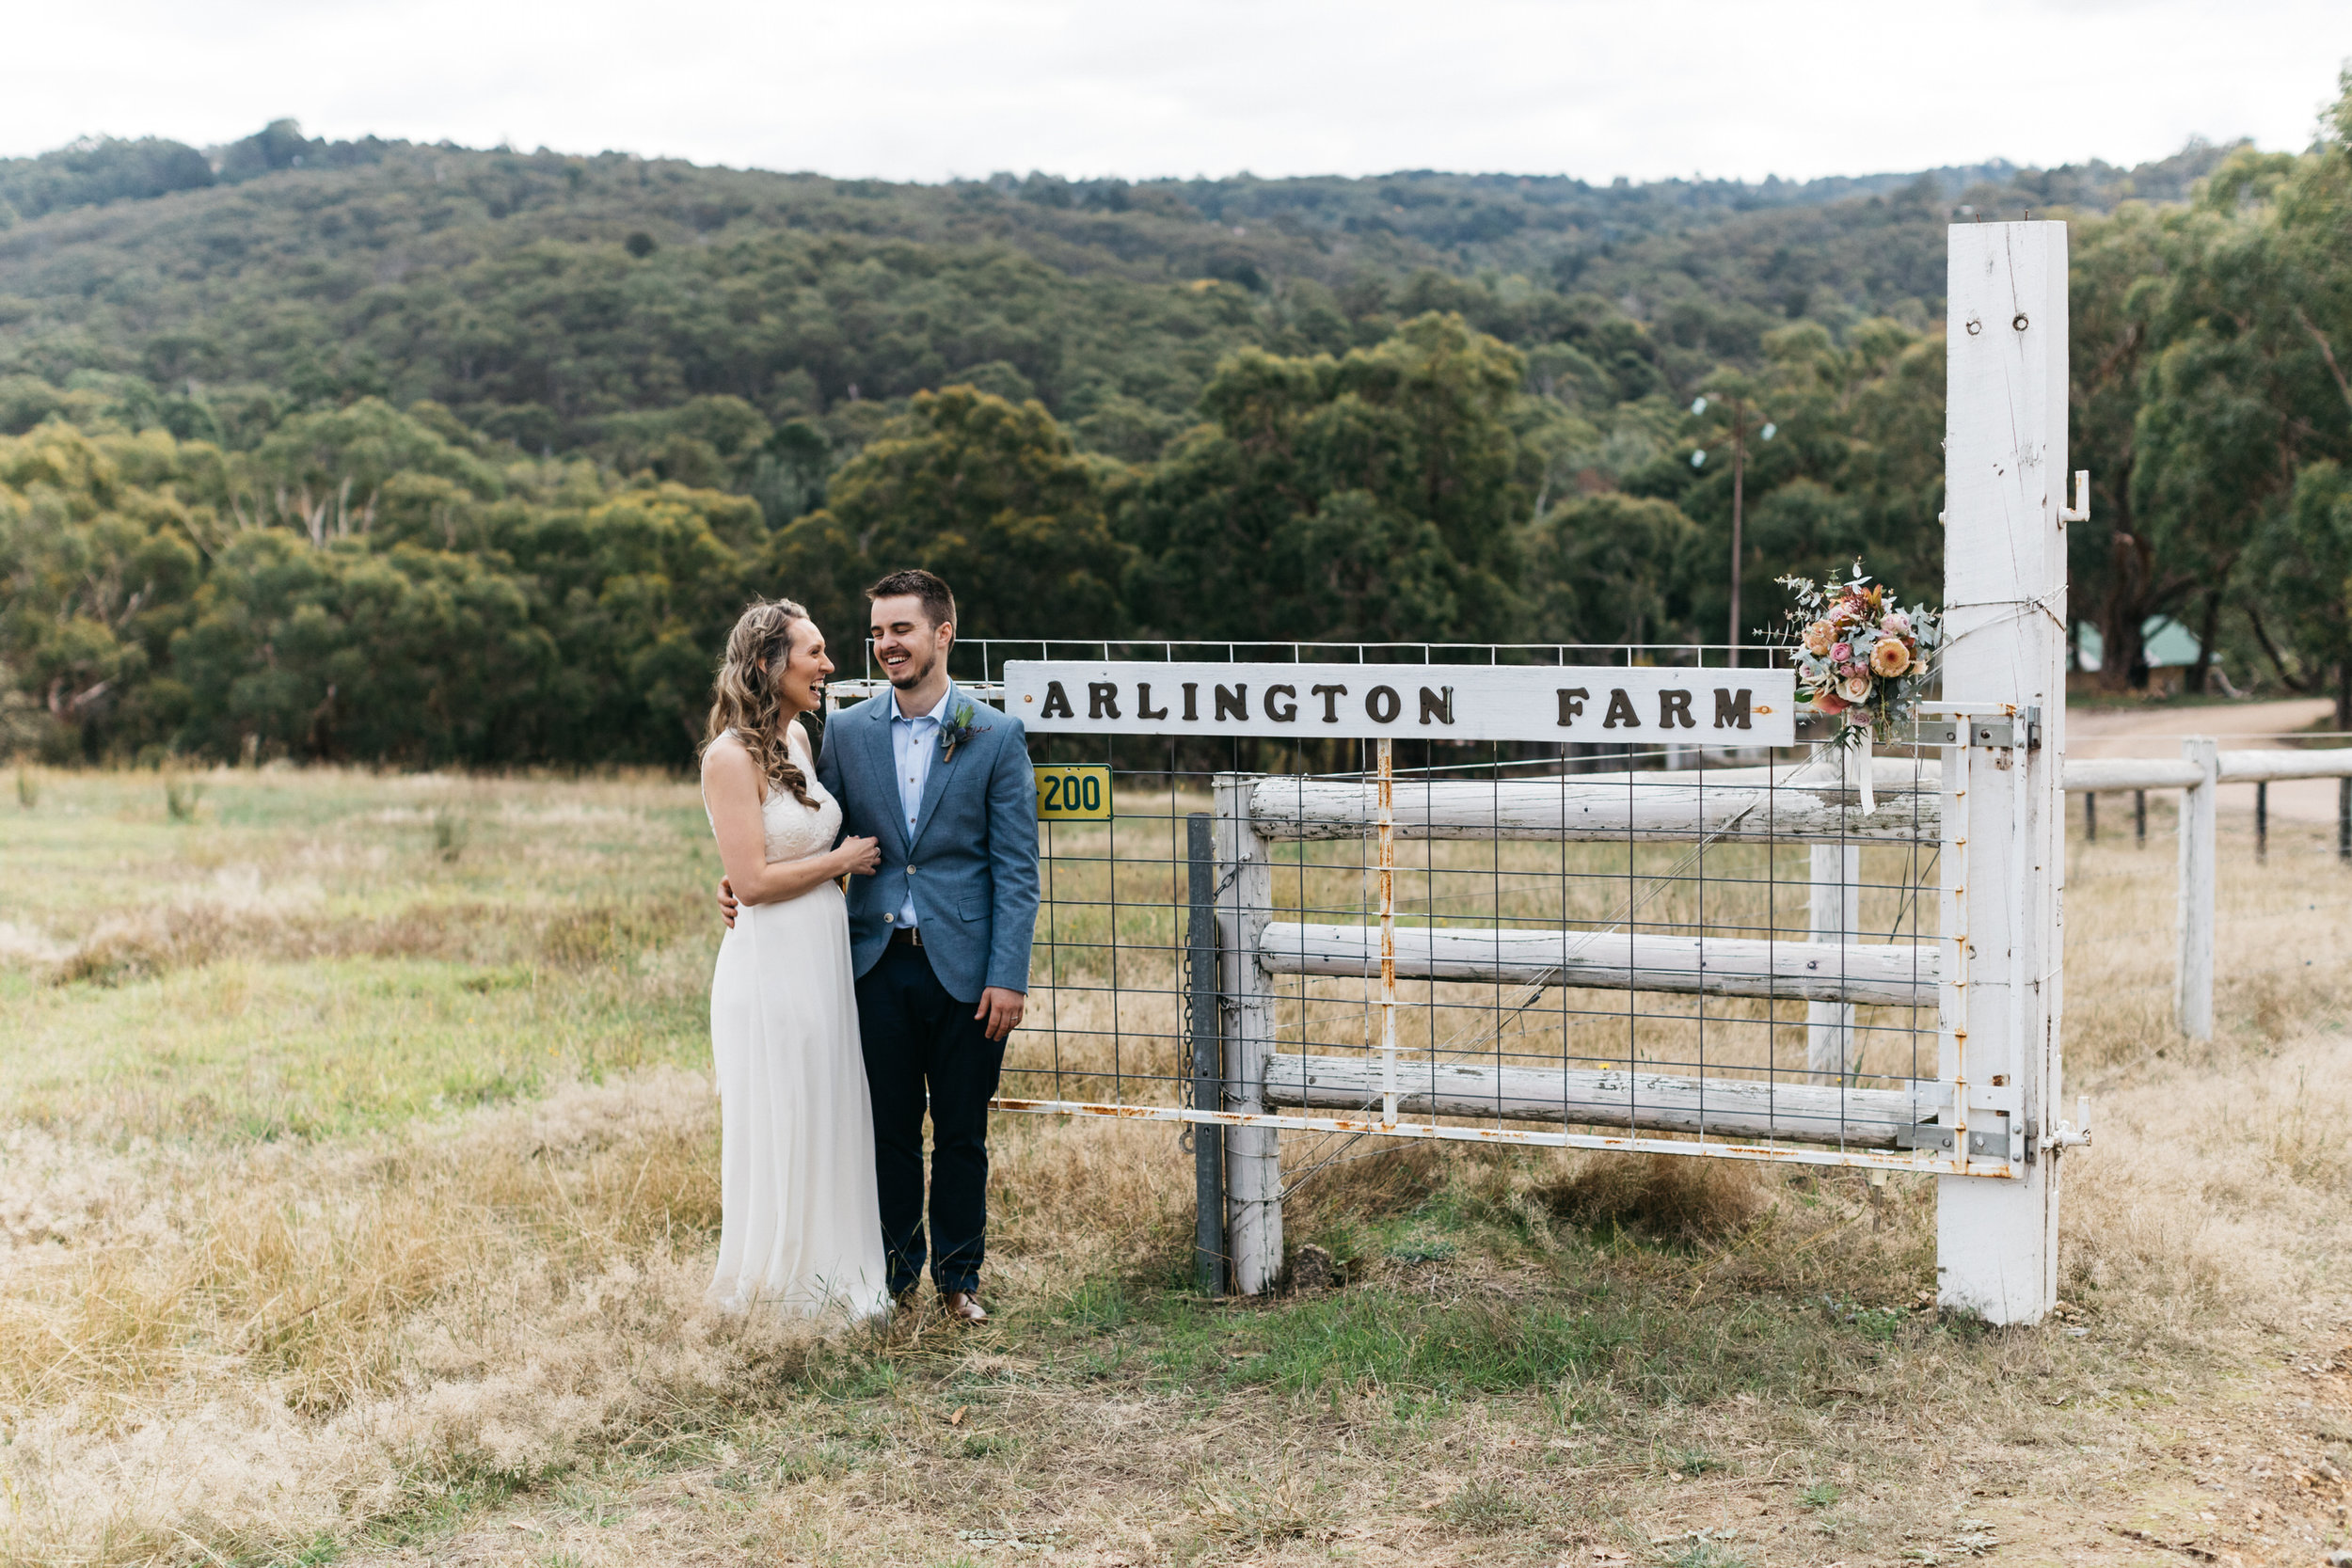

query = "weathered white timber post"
[2176, 737, 2217, 1040]
[1936, 221, 2069, 1325]
[1375, 739, 1400, 1125]
[1806, 836, 1862, 1080]
[1213, 772, 1283, 1293]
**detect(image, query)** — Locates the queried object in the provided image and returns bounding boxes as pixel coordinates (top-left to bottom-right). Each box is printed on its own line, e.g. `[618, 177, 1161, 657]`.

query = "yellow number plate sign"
[1035, 764, 1111, 820]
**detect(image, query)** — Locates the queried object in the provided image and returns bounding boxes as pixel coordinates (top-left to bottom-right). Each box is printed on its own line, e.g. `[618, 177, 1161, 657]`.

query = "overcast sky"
[5, 0, 2345, 186]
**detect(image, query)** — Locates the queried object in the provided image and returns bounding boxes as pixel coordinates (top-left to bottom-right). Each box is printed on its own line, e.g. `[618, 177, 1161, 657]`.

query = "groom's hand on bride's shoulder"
[717, 877, 738, 929]
[976, 987, 1025, 1041]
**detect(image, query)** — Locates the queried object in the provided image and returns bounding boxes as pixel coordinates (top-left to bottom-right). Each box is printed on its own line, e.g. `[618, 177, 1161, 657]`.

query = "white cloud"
[2, 0, 2343, 182]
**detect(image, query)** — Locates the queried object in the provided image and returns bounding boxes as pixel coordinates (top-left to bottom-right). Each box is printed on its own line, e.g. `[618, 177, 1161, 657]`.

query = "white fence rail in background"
[2058, 742, 2352, 1041]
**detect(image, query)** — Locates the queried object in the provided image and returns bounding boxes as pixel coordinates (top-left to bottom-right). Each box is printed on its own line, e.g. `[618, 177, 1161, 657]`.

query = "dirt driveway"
[2070, 698, 2342, 824]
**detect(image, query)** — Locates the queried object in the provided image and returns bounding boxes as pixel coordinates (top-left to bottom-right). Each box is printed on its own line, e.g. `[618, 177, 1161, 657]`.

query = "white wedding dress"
[704, 724, 891, 1320]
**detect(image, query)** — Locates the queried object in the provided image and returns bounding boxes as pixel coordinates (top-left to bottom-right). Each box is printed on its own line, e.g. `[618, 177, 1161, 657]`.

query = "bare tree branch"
[2245, 603, 2312, 693]
[2294, 305, 2352, 425]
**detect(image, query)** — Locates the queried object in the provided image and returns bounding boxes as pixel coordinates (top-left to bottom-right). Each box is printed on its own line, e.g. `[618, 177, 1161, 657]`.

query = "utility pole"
[1692, 394, 1773, 667]
[1727, 399, 1748, 664]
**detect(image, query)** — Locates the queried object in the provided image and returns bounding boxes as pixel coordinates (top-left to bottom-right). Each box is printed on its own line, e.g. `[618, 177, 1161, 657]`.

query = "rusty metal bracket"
[1966, 1122, 2023, 1162]
[1894, 1120, 2022, 1161]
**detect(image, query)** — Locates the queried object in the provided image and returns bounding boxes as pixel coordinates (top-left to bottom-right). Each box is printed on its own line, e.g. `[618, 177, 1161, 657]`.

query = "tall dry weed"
[2058, 1033, 2352, 1342]
[990, 1112, 1193, 1269]
[0, 1069, 843, 1566]
[33, 883, 700, 988]
[1534, 1150, 1768, 1244]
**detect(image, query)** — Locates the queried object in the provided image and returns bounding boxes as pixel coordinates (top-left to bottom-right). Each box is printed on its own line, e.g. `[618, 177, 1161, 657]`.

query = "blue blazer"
[815, 689, 1041, 1004]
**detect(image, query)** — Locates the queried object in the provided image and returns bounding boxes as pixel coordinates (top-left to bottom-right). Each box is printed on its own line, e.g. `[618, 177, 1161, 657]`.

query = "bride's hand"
[835, 835, 882, 877]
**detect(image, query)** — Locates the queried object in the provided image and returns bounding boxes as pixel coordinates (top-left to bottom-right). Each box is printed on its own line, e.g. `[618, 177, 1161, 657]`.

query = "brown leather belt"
[888, 926, 924, 948]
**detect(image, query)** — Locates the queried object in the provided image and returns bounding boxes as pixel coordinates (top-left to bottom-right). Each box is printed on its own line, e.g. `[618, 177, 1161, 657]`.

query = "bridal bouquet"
[1777, 562, 1941, 744]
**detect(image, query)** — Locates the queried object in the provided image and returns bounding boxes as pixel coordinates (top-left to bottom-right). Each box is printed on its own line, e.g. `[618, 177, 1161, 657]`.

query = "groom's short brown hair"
[866, 568, 956, 631]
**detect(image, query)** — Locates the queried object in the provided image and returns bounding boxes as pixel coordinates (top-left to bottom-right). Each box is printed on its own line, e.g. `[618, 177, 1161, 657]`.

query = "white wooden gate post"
[1806, 840, 1862, 1080]
[1936, 221, 2069, 1325]
[2176, 737, 2217, 1040]
[1213, 772, 1283, 1293]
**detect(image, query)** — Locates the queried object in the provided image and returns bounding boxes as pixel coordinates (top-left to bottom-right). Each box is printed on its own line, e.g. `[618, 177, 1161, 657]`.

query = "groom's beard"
[887, 650, 938, 689]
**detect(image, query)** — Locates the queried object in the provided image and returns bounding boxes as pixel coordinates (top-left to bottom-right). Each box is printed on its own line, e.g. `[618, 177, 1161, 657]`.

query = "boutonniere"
[937, 695, 987, 762]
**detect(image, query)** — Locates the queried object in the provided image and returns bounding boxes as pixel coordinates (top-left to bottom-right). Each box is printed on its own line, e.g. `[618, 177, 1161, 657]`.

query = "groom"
[730, 568, 1039, 1323]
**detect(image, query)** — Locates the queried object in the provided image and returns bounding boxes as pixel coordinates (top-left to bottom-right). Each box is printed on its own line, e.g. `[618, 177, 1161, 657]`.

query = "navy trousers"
[855, 941, 1004, 1296]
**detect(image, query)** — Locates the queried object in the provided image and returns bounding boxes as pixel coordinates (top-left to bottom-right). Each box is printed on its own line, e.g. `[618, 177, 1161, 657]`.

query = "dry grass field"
[3, 763, 2350, 1568]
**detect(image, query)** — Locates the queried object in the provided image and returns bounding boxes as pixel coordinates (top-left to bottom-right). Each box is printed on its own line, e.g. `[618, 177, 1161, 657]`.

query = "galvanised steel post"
[1185, 812, 1225, 1297]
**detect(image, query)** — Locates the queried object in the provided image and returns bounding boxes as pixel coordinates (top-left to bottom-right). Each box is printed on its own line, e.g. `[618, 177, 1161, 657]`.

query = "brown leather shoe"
[941, 1290, 988, 1323]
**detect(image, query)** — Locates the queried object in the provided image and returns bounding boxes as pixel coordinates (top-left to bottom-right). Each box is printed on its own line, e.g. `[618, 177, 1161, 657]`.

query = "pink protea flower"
[1870, 638, 1912, 678]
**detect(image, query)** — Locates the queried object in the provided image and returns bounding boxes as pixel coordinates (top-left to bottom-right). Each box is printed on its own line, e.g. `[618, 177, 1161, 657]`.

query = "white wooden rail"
[1249, 776, 1936, 842]
[2057, 745, 2352, 1041]
[1257, 922, 1937, 1006]
[2076, 747, 2352, 785]
[1263, 1053, 1948, 1148]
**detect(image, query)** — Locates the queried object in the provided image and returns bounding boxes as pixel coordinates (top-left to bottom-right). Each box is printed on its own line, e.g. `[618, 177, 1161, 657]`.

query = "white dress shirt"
[887, 683, 955, 930]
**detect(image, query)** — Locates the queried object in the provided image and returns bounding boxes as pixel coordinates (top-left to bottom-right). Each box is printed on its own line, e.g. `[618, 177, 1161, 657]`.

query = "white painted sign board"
[1002, 661, 1795, 746]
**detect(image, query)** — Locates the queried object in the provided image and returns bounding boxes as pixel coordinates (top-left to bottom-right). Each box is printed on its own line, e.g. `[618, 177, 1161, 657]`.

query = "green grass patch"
[1440, 1476, 1540, 1533]
[0, 768, 721, 1142]
[1216, 1290, 1626, 1395]
[2, 955, 702, 1141]
[1665, 1542, 1753, 1568]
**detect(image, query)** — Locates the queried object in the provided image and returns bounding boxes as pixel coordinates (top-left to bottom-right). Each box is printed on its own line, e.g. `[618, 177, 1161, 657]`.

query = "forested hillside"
[3, 98, 2348, 768]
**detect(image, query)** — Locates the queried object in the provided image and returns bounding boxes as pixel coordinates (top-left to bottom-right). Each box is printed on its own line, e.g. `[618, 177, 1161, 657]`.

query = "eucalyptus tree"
[1119, 313, 1530, 645]
[2127, 111, 2352, 695]
[2232, 74, 2352, 711]
[770, 384, 1131, 652]
[2065, 201, 2175, 690]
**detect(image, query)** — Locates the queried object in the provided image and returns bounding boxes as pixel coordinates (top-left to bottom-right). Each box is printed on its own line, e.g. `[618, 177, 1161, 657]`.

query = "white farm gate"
[825, 221, 2090, 1326]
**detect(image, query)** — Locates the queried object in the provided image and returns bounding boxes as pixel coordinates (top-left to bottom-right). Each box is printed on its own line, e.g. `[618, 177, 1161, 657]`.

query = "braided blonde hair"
[703, 598, 820, 810]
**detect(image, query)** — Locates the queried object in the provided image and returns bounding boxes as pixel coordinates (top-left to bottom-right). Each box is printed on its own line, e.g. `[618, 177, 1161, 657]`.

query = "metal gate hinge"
[1897, 1123, 1954, 1152]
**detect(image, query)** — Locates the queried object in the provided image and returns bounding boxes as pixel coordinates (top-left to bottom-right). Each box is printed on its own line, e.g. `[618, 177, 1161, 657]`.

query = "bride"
[699, 598, 891, 1319]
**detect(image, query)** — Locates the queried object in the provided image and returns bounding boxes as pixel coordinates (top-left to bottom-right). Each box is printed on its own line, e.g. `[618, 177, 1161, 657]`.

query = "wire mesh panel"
[1247, 742, 1946, 1164]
